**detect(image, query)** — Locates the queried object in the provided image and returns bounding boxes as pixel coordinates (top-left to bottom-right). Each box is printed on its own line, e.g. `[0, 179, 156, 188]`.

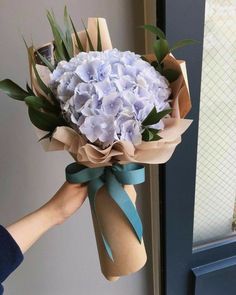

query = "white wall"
[0, 1, 153, 294]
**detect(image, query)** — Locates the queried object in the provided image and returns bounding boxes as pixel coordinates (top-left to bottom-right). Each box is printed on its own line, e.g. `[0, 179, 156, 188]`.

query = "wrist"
[39, 202, 63, 228]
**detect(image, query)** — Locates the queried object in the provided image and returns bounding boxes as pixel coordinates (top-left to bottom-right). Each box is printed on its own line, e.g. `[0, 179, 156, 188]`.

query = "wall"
[0, 0, 153, 294]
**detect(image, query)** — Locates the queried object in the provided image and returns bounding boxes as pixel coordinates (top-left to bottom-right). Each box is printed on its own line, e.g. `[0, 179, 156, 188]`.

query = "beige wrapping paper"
[92, 185, 146, 280]
[28, 18, 192, 280]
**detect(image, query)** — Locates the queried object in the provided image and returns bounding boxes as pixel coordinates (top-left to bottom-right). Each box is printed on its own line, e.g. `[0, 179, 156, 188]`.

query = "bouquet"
[0, 8, 194, 280]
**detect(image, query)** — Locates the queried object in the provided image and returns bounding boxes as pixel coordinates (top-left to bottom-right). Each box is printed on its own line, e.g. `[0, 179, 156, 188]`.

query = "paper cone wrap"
[28, 17, 192, 280]
[92, 185, 146, 280]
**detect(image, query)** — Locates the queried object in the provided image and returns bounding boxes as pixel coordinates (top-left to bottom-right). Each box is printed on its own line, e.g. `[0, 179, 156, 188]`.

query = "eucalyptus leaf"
[28, 107, 65, 131]
[0, 79, 29, 101]
[170, 39, 198, 52]
[153, 39, 169, 63]
[141, 24, 166, 39]
[163, 68, 180, 82]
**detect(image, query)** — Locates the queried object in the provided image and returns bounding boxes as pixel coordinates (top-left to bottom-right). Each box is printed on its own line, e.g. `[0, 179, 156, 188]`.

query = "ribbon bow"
[65, 162, 145, 260]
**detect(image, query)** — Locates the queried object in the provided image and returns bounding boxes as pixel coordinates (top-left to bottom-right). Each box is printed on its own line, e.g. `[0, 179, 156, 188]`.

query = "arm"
[6, 182, 87, 254]
[0, 182, 87, 293]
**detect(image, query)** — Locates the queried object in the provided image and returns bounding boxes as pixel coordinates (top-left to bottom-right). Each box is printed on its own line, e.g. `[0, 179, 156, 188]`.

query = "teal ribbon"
[65, 163, 145, 261]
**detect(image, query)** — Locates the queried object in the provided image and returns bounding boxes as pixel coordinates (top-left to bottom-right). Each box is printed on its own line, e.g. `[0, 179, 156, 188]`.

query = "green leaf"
[155, 109, 173, 121]
[61, 41, 71, 61]
[47, 11, 65, 61]
[153, 39, 169, 63]
[23, 40, 47, 98]
[148, 128, 162, 140]
[47, 10, 71, 61]
[64, 6, 74, 57]
[25, 42, 58, 106]
[142, 127, 162, 142]
[36, 50, 54, 72]
[142, 129, 154, 141]
[26, 83, 35, 96]
[25, 96, 56, 113]
[151, 60, 162, 73]
[148, 127, 160, 133]
[25, 96, 44, 109]
[142, 107, 172, 126]
[82, 19, 95, 51]
[28, 107, 65, 131]
[97, 19, 102, 51]
[28, 47, 52, 96]
[170, 39, 199, 52]
[162, 68, 180, 82]
[141, 24, 166, 39]
[0, 79, 29, 101]
[69, 16, 85, 52]
[152, 133, 162, 141]
[142, 107, 158, 126]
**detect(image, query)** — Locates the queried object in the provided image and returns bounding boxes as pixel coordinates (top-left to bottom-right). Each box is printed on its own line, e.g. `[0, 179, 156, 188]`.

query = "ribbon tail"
[88, 178, 114, 261]
[101, 234, 114, 262]
[106, 170, 143, 243]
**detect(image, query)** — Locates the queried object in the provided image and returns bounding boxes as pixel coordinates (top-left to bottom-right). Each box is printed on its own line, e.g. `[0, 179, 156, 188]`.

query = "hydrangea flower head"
[50, 49, 171, 147]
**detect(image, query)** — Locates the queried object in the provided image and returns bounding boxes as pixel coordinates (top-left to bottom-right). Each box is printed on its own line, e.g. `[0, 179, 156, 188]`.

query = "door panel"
[192, 256, 236, 295]
[158, 0, 236, 294]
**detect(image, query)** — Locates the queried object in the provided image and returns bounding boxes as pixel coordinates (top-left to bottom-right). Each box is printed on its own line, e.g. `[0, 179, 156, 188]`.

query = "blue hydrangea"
[50, 49, 171, 147]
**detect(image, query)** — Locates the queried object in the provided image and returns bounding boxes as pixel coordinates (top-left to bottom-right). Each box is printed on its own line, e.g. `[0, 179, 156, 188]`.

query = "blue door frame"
[157, 0, 236, 294]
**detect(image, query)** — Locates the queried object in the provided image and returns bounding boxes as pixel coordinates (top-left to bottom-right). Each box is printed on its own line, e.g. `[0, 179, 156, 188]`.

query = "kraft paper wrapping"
[28, 18, 192, 280]
[92, 185, 146, 280]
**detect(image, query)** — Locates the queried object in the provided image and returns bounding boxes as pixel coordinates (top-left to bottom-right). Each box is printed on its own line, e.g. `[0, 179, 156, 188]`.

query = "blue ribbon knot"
[65, 162, 145, 261]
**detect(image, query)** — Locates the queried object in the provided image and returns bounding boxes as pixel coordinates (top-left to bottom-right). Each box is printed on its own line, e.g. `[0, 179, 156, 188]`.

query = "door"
[157, 0, 236, 294]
